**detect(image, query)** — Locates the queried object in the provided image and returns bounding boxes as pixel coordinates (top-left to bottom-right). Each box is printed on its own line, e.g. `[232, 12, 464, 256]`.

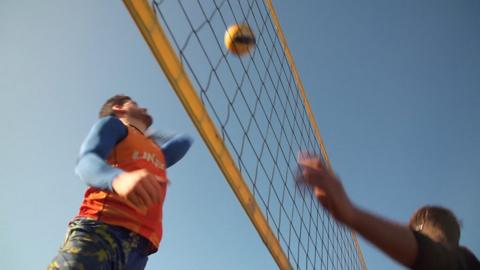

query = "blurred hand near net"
[296, 152, 356, 226]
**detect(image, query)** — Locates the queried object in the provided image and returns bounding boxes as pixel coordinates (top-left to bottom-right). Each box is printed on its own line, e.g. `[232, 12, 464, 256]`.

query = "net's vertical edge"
[263, 1, 368, 269]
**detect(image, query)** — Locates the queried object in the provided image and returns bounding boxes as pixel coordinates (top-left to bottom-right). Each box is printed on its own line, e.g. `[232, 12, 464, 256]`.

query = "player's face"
[123, 100, 153, 128]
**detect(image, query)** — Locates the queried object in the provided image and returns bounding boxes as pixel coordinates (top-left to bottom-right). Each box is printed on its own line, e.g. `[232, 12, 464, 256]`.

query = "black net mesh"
[151, 1, 363, 269]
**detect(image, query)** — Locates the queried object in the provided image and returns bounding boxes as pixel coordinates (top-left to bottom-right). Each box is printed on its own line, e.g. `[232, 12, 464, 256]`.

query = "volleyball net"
[123, 0, 366, 269]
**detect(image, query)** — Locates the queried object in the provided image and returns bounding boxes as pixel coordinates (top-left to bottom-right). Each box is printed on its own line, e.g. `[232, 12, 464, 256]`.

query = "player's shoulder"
[96, 116, 124, 127]
[459, 246, 480, 270]
[93, 116, 128, 135]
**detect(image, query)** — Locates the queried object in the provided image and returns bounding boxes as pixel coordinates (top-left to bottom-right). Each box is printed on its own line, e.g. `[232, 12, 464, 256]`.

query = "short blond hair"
[409, 205, 461, 246]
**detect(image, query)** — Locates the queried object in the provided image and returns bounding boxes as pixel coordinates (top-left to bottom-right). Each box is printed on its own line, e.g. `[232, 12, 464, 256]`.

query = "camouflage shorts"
[48, 218, 151, 270]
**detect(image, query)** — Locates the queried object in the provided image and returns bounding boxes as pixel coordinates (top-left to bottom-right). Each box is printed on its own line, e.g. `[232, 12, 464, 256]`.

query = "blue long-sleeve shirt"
[75, 116, 193, 191]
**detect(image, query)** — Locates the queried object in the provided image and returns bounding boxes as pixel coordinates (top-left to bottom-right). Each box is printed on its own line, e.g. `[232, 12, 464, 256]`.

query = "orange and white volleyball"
[224, 23, 256, 56]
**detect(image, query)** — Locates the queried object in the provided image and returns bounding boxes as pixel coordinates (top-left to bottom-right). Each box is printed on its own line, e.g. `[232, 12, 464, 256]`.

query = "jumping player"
[49, 95, 193, 270]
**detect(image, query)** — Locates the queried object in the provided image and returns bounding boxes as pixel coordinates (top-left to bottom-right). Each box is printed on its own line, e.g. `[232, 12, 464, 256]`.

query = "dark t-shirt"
[411, 231, 480, 270]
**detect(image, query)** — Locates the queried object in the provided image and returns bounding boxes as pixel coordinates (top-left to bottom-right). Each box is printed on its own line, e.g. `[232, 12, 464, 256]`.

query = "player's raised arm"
[297, 154, 418, 268]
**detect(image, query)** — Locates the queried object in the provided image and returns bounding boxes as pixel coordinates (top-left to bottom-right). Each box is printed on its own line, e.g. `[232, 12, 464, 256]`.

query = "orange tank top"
[77, 125, 167, 250]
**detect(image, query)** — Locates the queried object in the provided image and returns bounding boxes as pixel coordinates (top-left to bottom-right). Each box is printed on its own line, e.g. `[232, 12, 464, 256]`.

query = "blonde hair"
[409, 205, 461, 246]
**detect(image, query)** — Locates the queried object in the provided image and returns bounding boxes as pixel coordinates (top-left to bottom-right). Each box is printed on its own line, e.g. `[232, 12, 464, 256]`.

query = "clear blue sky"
[1, 1, 479, 269]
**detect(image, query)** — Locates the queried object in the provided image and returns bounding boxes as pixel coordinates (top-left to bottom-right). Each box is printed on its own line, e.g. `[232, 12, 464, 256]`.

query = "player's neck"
[120, 117, 147, 133]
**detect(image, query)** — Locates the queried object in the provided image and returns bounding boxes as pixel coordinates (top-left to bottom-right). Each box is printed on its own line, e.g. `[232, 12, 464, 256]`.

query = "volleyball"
[224, 23, 256, 56]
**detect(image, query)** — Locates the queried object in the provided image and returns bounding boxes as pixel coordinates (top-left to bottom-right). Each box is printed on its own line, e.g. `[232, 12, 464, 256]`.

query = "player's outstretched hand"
[112, 169, 168, 209]
[297, 153, 356, 226]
